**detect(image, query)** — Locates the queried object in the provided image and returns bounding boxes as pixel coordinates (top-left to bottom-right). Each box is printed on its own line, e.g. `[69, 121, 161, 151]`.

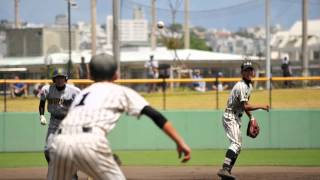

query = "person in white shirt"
[217, 61, 269, 180]
[47, 54, 191, 180]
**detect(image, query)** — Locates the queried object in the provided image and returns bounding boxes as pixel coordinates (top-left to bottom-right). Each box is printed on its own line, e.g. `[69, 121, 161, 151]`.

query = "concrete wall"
[5, 28, 79, 57]
[7, 28, 42, 56]
[0, 110, 319, 152]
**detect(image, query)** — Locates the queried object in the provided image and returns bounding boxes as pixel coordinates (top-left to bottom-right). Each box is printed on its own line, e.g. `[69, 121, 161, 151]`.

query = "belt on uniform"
[57, 127, 92, 134]
[225, 108, 243, 118]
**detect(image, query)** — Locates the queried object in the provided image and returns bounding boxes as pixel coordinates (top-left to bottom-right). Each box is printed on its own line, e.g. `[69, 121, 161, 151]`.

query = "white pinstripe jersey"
[40, 84, 81, 119]
[59, 82, 149, 135]
[226, 80, 253, 120]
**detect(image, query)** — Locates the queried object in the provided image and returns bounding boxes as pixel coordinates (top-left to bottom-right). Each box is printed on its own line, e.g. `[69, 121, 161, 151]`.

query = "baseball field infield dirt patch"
[0, 166, 319, 180]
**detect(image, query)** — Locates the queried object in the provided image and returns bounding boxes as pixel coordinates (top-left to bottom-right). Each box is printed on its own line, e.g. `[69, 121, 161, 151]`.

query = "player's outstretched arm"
[39, 100, 47, 125]
[243, 102, 269, 112]
[162, 121, 191, 163]
[245, 109, 253, 119]
[141, 106, 191, 163]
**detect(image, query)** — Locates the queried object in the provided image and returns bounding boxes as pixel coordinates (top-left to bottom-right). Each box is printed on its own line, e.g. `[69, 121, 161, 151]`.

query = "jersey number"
[75, 92, 89, 106]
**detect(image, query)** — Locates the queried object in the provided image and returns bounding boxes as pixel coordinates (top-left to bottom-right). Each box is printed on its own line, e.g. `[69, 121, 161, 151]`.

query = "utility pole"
[184, 0, 190, 49]
[302, 0, 309, 77]
[14, 0, 20, 28]
[67, 0, 72, 78]
[265, 0, 271, 90]
[113, 0, 120, 76]
[151, 0, 157, 50]
[91, 0, 97, 56]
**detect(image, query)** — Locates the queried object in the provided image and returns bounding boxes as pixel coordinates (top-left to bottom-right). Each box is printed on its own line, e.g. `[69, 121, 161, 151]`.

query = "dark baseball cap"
[241, 61, 254, 71]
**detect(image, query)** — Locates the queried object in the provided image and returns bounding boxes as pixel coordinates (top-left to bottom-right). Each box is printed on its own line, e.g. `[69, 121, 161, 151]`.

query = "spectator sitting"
[212, 72, 228, 91]
[11, 75, 28, 98]
[192, 69, 206, 92]
[33, 76, 47, 97]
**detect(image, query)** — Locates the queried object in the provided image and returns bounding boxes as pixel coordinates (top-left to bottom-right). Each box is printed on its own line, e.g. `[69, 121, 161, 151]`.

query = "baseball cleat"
[217, 168, 236, 180]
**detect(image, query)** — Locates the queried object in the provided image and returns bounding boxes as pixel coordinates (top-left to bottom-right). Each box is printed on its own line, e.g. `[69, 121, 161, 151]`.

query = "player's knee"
[229, 143, 241, 154]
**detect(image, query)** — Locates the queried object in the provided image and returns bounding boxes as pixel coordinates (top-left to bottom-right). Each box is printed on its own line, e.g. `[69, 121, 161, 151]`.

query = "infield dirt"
[0, 166, 319, 180]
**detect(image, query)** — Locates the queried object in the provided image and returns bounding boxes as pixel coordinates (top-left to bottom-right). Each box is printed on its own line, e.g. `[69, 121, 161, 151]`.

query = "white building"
[133, 6, 144, 20]
[55, 14, 68, 26]
[106, 15, 148, 46]
[271, 19, 320, 62]
[207, 30, 265, 56]
[77, 22, 107, 51]
[0, 31, 6, 58]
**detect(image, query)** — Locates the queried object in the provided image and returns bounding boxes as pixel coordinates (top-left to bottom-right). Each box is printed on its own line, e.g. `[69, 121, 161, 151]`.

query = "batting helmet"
[52, 68, 68, 82]
[89, 54, 117, 82]
[241, 60, 254, 72]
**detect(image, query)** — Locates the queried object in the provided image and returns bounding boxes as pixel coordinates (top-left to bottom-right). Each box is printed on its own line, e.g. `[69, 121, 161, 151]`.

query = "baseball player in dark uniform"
[47, 54, 191, 180]
[217, 61, 269, 180]
[39, 68, 80, 180]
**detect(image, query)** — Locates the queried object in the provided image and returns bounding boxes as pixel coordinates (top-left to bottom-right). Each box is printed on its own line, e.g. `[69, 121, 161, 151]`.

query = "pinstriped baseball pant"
[47, 127, 125, 180]
[222, 112, 242, 154]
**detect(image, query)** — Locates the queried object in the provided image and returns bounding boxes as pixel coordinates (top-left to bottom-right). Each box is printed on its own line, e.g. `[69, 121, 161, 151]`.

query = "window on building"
[314, 51, 320, 61]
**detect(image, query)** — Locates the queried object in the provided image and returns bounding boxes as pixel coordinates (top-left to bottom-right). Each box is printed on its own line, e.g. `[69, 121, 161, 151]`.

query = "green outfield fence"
[1, 76, 320, 111]
[0, 110, 319, 152]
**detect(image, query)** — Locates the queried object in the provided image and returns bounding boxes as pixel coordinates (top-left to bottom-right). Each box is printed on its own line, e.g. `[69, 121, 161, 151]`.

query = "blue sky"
[0, 0, 319, 31]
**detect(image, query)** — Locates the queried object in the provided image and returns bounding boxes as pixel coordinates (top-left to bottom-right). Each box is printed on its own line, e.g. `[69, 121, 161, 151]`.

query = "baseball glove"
[246, 118, 260, 138]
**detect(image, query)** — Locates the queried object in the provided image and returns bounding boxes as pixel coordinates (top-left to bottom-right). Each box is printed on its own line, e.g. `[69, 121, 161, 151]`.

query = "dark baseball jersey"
[40, 84, 80, 148]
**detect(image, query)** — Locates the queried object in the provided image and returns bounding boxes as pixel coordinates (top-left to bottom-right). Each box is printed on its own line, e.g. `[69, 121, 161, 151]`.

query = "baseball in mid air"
[157, 21, 165, 29]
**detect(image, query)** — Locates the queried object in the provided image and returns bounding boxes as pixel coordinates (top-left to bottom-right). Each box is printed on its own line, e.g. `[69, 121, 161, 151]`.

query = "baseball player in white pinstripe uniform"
[47, 54, 191, 180]
[217, 61, 269, 180]
[38, 68, 80, 179]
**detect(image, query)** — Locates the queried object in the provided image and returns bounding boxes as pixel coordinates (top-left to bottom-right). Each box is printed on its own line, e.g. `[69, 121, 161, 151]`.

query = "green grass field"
[1, 149, 320, 168]
[1, 88, 320, 111]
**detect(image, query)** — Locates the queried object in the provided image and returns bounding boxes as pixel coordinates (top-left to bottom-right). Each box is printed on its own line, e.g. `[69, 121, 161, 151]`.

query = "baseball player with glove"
[217, 60, 269, 180]
[38, 68, 80, 179]
[47, 54, 191, 180]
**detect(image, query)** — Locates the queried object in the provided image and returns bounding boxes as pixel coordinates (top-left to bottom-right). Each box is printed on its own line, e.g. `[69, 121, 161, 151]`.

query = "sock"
[222, 149, 237, 172]
[230, 153, 239, 168]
